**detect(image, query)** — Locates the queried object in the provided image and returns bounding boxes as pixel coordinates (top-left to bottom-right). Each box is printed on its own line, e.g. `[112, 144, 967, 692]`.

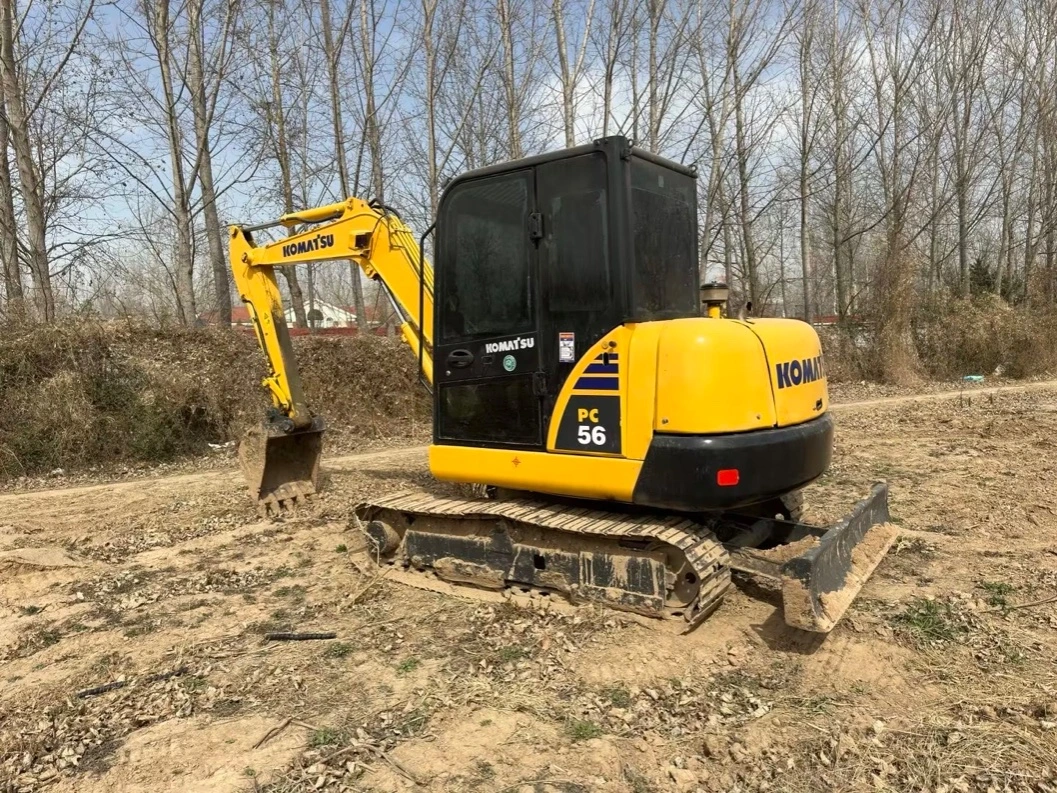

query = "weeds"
[497, 645, 527, 663]
[396, 657, 420, 676]
[565, 720, 603, 741]
[892, 598, 967, 644]
[323, 642, 354, 659]
[335, 544, 348, 553]
[979, 581, 1016, 610]
[272, 585, 306, 602]
[309, 728, 344, 748]
[603, 686, 632, 708]
[0, 325, 429, 480]
[624, 767, 654, 793]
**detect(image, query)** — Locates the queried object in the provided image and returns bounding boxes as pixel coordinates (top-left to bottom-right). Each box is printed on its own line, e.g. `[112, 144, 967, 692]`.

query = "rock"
[668, 766, 698, 791]
[702, 734, 727, 758]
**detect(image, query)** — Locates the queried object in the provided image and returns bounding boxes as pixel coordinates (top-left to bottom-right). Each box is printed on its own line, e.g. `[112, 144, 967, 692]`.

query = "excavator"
[228, 136, 897, 634]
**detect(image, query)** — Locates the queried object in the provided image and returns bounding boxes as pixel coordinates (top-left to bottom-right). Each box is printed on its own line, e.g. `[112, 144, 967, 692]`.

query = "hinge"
[532, 371, 548, 397]
[528, 212, 543, 240]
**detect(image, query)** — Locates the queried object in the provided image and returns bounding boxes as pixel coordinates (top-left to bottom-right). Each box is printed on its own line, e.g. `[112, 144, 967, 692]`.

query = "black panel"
[553, 395, 622, 454]
[431, 136, 700, 451]
[436, 378, 542, 446]
[632, 415, 834, 512]
[628, 156, 698, 321]
[536, 149, 626, 432]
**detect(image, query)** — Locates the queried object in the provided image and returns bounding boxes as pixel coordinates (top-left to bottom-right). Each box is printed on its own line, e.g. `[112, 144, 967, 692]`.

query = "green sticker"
[502, 354, 516, 372]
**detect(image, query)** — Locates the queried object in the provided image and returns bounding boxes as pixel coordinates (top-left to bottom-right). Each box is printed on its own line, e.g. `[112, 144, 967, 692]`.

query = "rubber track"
[357, 492, 732, 628]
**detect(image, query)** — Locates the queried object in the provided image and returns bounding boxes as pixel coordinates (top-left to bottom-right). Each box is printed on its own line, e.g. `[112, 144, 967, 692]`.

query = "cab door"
[536, 151, 623, 444]
[433, 169, 544, 449]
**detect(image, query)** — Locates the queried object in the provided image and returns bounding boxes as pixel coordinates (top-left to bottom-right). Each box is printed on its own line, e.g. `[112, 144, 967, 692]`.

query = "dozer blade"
[237, 423, 324, 516]
[727, 483, 897, 633]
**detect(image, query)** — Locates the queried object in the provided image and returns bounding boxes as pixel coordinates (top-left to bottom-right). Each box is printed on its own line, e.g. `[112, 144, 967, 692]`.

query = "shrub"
[0, 320, 429, 478]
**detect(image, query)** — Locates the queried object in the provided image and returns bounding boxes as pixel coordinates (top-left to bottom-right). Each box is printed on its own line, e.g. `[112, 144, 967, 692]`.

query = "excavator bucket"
[726, 483, 897, 633]
[237, 423, 324, 516]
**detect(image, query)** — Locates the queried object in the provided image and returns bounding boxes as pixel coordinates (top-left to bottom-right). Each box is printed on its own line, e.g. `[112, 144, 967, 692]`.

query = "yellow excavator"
[229, 136, 896, 633]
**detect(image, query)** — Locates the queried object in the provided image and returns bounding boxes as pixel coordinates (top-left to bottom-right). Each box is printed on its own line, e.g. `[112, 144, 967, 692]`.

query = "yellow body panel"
[653, 318, 777, 434]
[429, 444, 641, 502]
[747, 318, 828, 426]
[432, 315, 829, 496]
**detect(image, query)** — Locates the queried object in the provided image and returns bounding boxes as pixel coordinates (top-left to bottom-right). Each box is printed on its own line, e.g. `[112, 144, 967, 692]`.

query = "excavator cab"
[430, 138, 699, 457]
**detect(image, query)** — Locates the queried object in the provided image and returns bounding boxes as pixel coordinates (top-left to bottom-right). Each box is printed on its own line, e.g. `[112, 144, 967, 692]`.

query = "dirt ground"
[2, 385, 1057, 793]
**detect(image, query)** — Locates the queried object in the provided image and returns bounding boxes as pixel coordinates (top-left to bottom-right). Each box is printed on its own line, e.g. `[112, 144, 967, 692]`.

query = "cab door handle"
[446, 349, 474, 368]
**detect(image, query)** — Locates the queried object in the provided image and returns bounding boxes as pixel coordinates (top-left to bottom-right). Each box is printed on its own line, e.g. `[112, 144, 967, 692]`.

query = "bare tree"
[0, 74, 22, 318]
[0, 0, 96, 321]
[551, 0, 596, 146]
[186, 0, 239, 324]
[317, 0, 368, 330]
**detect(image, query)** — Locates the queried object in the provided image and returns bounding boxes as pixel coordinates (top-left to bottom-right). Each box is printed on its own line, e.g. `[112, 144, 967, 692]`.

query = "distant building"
[197, 300, 357, 328]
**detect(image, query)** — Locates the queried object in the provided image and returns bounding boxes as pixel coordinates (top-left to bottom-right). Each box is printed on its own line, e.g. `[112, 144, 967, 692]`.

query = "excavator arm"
[228, 197, 435, 513]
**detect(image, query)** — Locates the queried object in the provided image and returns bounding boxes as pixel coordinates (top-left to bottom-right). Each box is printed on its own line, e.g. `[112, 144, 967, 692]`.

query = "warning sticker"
[558, 332, 575, 363]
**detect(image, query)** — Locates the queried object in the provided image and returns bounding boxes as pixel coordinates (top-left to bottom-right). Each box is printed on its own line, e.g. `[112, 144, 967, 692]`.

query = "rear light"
[716, 468, 740, 487]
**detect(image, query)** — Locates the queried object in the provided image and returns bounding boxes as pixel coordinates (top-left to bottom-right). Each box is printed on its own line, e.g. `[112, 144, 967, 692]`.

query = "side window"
[438, 171, 532, 343]
[437, 381, 541, 445]
[630, 158, 698, 319]
[542, 155, 609, 313]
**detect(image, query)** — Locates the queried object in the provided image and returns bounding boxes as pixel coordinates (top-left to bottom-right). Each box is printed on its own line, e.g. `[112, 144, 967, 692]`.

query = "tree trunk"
[151, 0, 195, 324]
[266, 0, 307, 328]
[0, 74, 22, 319]
[1024, 128, 1041, 301]
[0, 0, 52, 320]
[798, 29, 813, 322]
[319, 0, 368, 331]
[552, 0, 575, 148]
[422, 0, 440, 215]
[647, 0, 663, 151]
[732, 59, 757, 306]
[360, 0, 385, 202]
[497, 0, 522, 158]
[187, 0, 230, 325]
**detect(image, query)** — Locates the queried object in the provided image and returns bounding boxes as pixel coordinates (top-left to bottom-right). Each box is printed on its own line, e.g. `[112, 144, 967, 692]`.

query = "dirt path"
[2, 385, 1056, 793]
[830, 377, 1057, 410]
[5, 378, 1055, 505]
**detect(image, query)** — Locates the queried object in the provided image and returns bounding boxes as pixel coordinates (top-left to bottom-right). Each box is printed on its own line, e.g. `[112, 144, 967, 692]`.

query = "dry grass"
[819, 297, 1057, 383]
[0, 320, 429, 479]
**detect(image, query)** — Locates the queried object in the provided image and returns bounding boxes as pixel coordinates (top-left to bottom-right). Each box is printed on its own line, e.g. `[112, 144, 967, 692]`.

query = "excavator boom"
[228, 198, 434, 513]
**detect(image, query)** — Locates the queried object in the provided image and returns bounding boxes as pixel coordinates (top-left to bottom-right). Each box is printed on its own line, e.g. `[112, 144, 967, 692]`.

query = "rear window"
[629, 157, 698, 320]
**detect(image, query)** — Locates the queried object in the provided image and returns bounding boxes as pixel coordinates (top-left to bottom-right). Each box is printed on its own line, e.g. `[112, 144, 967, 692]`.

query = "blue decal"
[574, 376, 619, 391]
[775, 355, 825, 389]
